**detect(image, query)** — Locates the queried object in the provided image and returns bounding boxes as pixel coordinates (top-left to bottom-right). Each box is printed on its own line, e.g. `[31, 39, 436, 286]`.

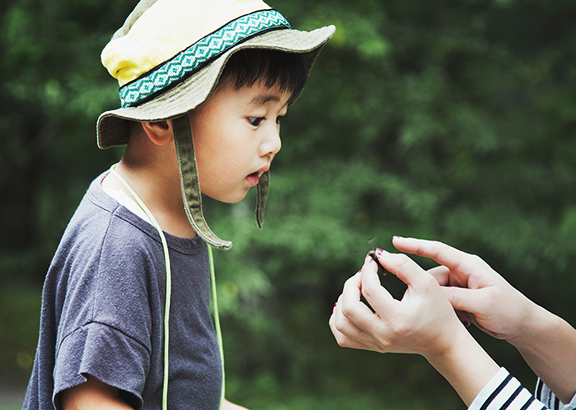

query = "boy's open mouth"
[247, 167, 269, 186]
[246, 171, 264, 186]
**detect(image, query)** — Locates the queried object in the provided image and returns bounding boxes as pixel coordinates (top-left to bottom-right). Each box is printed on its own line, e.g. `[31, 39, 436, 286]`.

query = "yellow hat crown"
[101, 0, 290, 108]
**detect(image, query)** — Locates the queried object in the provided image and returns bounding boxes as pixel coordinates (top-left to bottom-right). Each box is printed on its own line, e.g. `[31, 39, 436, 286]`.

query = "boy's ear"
[140, 120, 173, 146]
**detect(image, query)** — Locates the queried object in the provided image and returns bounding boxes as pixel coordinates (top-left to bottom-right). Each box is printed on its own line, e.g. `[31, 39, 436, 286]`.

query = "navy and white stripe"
[535, 378, 576, 410]
[470, 368, 576, 410]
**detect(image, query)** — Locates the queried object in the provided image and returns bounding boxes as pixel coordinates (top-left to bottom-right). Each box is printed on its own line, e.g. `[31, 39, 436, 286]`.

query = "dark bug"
[351, 238, 391, 277]
[367, 249, 390, 277]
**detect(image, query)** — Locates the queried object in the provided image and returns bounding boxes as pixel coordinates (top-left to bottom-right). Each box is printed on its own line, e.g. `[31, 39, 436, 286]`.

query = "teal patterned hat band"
[119, 9, 290, 108]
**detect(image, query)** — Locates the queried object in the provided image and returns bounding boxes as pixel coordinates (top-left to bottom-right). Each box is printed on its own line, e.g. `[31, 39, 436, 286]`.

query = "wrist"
[504, 305, 576, 404]
[425, 329, 500, 406]
[505, 302, 553, 348]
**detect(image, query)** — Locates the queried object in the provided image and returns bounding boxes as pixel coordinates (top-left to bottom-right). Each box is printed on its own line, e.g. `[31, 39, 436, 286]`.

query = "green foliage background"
[0, 0, 575, 408]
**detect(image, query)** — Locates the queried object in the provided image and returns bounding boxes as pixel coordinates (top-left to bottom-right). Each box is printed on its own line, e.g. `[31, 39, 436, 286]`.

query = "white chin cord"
[109, 164, 225, 410]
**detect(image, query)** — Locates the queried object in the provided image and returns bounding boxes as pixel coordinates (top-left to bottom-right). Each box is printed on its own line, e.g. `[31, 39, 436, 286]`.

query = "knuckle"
[414, 240, 442, 259]
[333, 332, 348, 347]
[371, 338, 388, 352]
[333, 322, 343, 334]
[332, 318, 347, 337]
[469, 254, 483, 264]
[332, 326, 355, 350]
[391, 322, 411, 339]
[340, 304, 356, 320]
[372, 328, 394, 350]
[336, 338, 348, 348]
[446, 286, 462, 306]
[428, 240, 443, 256]
[361, 284, 377, 301]
[391, 253, 411, 268]
[462, 254, 485, 270]
[420, 274, 437, 289]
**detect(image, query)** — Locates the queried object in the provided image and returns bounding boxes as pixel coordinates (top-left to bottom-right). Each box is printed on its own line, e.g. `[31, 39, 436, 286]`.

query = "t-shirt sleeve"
[535, 378, 576, 410]
[469, 368, 548, 410]
[53, 322, 149, 409]
[51, 213, 160, 409]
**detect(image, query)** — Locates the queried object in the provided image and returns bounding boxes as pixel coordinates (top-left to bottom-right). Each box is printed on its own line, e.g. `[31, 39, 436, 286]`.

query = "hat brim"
[97, 25, 335, 149]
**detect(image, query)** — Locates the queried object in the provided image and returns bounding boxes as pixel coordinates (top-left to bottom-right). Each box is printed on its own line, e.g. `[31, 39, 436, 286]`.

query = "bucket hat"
[97, 0, 334, 249]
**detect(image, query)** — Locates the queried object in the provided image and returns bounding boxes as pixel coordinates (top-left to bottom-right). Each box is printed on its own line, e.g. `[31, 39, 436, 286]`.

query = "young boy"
[23, 0, 334, 408]
[330, 237, 576, 410]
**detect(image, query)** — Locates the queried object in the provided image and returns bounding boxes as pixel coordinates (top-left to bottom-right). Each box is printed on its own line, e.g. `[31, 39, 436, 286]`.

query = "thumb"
[441, 286, 481, 316]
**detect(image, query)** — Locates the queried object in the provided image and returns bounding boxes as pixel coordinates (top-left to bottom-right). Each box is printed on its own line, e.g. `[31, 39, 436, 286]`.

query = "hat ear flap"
[172, 114, 233, 249]
[256, 170, 269, 229]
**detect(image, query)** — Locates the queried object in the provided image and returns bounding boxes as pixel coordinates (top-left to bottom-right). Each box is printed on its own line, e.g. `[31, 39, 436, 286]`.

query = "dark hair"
[218, 48, 310, 99]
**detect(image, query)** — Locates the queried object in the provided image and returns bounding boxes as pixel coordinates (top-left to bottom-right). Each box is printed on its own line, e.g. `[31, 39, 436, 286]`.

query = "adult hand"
[330, 249, 502, 406]
[329, 250, 468, 360]
[392, 236, 538, 343]
[393, 236, 576, 404]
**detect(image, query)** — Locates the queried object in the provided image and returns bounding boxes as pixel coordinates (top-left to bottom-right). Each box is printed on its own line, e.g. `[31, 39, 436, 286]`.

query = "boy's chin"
[206, 189, 249, 204]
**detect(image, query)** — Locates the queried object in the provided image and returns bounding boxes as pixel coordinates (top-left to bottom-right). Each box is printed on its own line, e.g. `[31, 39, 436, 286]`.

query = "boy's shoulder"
[65, 175, 141, 241]
[68, 173, 157, 242]
[53, 174, 161, 273]
[58, 173, 204, 265]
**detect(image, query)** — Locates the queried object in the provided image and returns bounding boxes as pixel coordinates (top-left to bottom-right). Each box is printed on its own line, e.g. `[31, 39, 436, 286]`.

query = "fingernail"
[375, 248, 389, 258]
[334, 302, 338, 308]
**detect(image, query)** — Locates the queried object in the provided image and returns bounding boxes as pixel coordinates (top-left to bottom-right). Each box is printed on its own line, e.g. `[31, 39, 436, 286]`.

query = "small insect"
[351, 238, 391, 277]
[368, 249, 389, 276]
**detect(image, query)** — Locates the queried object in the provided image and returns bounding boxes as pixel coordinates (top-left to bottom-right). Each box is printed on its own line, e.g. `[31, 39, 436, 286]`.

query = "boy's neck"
[103, 158, 197, 239]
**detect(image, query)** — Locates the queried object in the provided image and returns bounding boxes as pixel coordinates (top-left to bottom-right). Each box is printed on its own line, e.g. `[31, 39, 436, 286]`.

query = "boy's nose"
[259, 127, 282, 158]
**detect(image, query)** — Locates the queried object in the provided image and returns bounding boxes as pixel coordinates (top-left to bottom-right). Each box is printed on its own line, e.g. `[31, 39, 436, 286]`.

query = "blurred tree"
[0, 0, 132, 286]
[0, 0, 134, 386]
[0, 0, 574, 407]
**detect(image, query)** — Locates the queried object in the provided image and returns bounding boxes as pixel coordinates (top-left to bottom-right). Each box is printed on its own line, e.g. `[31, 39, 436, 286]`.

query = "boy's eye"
[247, 117, 264, 127]
[276, 116, 284, 125]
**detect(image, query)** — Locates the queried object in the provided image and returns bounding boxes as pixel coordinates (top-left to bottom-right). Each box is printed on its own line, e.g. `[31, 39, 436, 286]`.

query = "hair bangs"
[219, 49, 309, 98]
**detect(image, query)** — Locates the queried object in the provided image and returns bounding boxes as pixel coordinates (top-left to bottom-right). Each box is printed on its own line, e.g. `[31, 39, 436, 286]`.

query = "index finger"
[392, 236, 475, 273]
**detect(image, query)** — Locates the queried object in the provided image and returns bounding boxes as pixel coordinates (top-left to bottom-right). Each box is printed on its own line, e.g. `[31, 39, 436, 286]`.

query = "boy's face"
[189, 78, 290, 203]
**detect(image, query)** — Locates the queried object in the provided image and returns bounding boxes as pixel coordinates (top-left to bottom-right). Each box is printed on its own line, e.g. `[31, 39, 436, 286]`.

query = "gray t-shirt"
[23, 174, 222, 409]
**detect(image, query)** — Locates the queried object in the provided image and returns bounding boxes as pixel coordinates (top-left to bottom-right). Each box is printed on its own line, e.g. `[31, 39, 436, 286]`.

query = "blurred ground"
[0, 385, 24, 410]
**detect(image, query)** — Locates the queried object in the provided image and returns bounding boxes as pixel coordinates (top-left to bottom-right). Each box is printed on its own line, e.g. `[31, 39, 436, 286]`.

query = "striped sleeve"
[469, 368, 547, 410]
[535, 378, 576, 410]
